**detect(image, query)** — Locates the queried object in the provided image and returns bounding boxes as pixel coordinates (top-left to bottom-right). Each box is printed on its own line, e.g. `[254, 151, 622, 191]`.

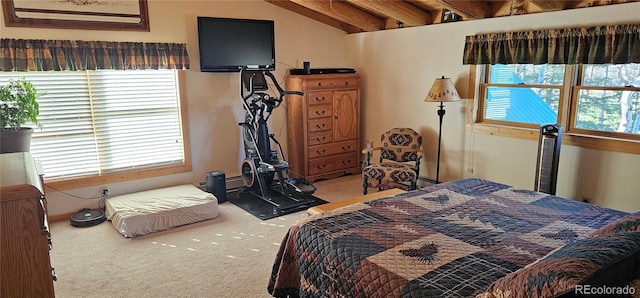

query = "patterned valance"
[463, 24, 640, 65]
[0, 39, 189, 71]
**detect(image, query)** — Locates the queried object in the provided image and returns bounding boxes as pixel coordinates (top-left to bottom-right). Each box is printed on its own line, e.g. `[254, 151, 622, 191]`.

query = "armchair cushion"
[363, 162, 417, 182]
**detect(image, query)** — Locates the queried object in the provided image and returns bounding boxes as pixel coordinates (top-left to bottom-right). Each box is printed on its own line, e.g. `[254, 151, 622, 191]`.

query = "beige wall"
[346, 2, 640, 212]
[1, 0, 350, 216]
[4, 1, 639, 216]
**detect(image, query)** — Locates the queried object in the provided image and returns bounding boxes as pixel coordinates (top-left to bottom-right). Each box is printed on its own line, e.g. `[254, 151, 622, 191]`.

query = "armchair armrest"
[362, 146, 383, 168]
[362, 146, 383, 154]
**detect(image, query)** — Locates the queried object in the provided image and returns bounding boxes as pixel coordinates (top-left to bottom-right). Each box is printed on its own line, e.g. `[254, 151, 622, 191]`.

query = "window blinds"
[0, 70, 184, 180]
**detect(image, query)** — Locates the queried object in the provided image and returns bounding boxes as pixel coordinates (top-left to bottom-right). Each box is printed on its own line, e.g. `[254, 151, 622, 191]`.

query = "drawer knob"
[316, 149, 326, 155]
[345, 81, 349, 85]
[317, 165, 326, 169]
[342, 145, 351, 150]
[315, 123, 326, 129]
[342, 160, 352, 165]
[316, 137, 326, 142]
[315, 110, 325, 115]
[315, 96, 325, 101]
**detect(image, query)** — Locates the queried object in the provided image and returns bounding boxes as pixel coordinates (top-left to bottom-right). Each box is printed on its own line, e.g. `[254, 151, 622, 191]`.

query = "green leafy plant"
[0, 79, 42, 130]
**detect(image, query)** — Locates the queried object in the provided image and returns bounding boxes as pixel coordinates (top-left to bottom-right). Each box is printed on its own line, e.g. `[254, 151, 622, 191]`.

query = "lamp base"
[435, 101, 446, 184]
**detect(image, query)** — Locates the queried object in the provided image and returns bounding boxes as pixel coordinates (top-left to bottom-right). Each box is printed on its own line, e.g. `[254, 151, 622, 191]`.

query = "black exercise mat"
[226, 188, 327, 220]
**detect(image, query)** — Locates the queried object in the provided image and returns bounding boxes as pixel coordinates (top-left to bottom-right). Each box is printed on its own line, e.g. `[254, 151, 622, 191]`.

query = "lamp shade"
[425, 76, 461, 102]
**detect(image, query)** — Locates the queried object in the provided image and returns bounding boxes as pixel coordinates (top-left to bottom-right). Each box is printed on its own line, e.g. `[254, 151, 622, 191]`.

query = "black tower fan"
[534, 124, 563, 195]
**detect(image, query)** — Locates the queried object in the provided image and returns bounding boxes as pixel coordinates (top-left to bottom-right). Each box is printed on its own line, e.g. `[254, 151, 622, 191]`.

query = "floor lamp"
[425, 76, 461, 183]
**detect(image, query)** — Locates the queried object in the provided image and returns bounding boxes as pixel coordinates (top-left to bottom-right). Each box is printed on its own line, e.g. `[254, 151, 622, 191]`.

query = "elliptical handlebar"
[239, 67, 257, 103]
[262, 70, 304, 102]
[240, 66, 303, 111]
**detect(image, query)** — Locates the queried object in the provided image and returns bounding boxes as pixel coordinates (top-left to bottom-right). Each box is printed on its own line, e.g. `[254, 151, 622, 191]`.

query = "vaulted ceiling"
[265, 0, 637, 33]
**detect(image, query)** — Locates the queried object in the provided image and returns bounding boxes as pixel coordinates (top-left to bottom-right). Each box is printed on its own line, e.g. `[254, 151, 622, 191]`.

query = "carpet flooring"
[49, 174, 364, 298]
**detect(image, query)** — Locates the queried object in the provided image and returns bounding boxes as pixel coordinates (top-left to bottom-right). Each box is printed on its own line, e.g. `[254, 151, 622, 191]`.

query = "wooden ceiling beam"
[265, 0, 361, 33]
[530, 0, 582, 10]
[437, 0, 492, 18]
[288, 0, 386, 32]
[406, 0, 443, 12]
[346, 0, 433, 27]
[267, 0, 631, 33]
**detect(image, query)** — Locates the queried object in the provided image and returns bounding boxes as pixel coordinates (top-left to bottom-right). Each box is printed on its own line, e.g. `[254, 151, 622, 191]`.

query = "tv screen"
[197, 17, 275, 72]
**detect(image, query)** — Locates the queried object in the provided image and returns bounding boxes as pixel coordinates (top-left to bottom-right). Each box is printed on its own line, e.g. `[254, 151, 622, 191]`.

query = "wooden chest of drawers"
[286, 73, 361, 182]
[0, 152, 56, 297]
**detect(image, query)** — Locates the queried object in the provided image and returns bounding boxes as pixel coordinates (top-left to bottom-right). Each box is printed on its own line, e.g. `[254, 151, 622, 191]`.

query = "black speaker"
[534, 124, 563, 195]
[303, 61, 310, 74]
[206, 171, 227, 203]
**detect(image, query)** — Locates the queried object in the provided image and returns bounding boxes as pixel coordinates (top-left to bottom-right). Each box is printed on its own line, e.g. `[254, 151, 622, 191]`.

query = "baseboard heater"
[224, 175, 245, 191]
[198, 176, 244, 190]
[418, 176, 436, 187]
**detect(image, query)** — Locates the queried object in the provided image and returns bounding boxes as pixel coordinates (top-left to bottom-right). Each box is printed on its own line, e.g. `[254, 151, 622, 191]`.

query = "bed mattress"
[105, 184, 219, 238]
[269, 178, 631, 297]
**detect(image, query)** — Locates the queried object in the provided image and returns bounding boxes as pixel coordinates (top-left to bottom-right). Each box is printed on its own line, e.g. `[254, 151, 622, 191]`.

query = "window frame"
[570, 64, 640, 142]
[36, 70, 192, 191]
[478, 83, 566, 129]
[469, 65, 640, 155]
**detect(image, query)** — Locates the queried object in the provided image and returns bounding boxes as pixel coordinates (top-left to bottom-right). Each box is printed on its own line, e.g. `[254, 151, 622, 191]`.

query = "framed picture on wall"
[2, 0, 150, 31]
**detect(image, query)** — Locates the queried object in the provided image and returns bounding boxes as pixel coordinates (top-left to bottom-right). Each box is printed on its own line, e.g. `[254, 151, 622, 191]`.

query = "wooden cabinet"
[286, 73, 361, 182]
[1, 152, 55, 298]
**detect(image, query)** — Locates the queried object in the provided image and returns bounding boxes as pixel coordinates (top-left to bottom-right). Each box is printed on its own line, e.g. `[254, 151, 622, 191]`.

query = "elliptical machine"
[238, 66, 316, 213]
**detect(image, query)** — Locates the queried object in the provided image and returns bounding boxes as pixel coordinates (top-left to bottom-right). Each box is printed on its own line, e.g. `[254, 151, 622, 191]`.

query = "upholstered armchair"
[362, 127, 423, 195]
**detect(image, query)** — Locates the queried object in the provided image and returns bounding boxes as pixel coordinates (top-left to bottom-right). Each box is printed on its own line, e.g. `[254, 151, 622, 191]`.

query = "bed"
[105, 184, 219, 238]
[268, 178, 640, 297]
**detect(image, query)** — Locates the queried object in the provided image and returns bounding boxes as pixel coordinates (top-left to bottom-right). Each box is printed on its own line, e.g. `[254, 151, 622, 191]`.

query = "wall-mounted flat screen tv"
[197, 17, 275, 72]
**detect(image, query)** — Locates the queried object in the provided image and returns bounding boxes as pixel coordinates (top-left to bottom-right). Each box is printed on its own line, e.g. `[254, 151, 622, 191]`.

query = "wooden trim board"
[307, 188, 406, 215]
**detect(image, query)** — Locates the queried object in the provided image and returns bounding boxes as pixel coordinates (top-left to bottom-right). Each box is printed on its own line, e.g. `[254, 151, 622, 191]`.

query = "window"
[573, 64, 640, 139]
[0, 70, 191, 188]
[481, 64, 565, 127]
[476, 63, 640, 153]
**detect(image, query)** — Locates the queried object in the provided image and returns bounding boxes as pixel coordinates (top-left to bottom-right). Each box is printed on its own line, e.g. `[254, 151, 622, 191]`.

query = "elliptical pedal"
[277, 200, 314, 212]
[286, 178, 317, 195]
[264, 159, 289, 171]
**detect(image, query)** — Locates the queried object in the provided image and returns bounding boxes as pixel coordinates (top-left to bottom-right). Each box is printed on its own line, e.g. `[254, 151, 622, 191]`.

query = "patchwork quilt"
[268, 178, 630, 297]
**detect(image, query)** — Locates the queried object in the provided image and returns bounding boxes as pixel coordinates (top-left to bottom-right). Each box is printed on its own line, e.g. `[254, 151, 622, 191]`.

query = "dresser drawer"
[308, 153, 359, 176]
[308, 104, 332, 119]
[308, 140, 357, 159]
[308, 130, 333, 145]
[306, 77, 360, 91]
[306, 91, 332, 105]
[308, 118, 332, 133]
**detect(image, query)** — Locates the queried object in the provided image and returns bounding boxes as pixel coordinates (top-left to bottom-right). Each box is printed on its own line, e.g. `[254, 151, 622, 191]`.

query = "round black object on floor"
[70, 208, 106, 227]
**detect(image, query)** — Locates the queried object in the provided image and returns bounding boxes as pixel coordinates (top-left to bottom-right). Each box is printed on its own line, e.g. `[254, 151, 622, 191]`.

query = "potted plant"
[0, 79, 42, 153]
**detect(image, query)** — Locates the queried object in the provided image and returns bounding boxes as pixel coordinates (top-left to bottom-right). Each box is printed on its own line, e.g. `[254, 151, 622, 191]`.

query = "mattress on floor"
[105, 184, 219, 238]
